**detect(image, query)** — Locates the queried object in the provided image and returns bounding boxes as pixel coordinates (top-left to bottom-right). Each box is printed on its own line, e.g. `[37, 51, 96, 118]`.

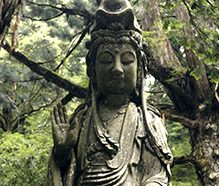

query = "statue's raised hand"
[51, 102, 69, 148]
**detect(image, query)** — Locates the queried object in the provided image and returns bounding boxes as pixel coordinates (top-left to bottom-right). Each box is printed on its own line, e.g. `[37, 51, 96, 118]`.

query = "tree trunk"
[0, 0, 22, 45]
[190, 113, 219, 185]
[137, 0, 219, 185]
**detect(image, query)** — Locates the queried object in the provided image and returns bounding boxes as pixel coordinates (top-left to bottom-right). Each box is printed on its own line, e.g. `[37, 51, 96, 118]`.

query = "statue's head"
[86, 0, 146, 104]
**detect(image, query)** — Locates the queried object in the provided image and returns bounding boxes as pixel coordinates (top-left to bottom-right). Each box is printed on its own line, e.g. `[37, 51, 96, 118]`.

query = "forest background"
[0, 0, 218, 185]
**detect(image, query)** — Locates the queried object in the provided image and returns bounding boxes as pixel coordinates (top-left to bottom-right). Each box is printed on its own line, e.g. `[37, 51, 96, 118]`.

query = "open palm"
[51, 102, 69, 147]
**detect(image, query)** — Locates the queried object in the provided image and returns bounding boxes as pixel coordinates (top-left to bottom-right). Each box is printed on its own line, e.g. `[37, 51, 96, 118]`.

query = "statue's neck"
[103, 94, 129, 108]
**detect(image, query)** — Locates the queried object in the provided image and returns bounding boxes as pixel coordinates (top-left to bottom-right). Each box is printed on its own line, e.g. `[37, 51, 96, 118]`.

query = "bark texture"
[190, 113, 219, 185]
[137, 0, 219, 185]
[0, 0, 23, 45]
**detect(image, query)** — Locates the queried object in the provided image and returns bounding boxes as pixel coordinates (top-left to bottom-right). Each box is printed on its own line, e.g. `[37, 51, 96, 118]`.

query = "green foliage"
[209, 68, 219, 83]
[0, 0, 91, 132]
[172, 164, 198, 186]
[190, 68, 202, 80]
[167, 122, 191, 156]
[159, 0, 219, 82]
[166, 121, 198, 186]
[0, 110, 52, 185]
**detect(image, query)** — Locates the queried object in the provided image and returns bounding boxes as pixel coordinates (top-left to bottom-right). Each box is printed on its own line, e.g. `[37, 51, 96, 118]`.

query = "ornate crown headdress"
[86, 0, 147, 79]
[87, 0, 143, 57]
[93, 0, 141, 32]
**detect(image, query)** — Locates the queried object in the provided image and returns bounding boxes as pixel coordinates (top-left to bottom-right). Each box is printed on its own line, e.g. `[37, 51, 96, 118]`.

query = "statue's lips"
[110, 77, 124, 83]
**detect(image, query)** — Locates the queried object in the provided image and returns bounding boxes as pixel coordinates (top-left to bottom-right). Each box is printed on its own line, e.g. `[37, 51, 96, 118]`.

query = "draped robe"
[47, 102, 172, 186]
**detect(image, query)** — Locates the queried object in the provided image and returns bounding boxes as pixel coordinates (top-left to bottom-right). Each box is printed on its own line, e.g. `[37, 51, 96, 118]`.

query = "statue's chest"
[98, 105, 126, 139]
[86, 113, 125, 159]
[76, 103, 141, 186]
[81, 108, 127, 163]
[76, 103, 139, 179]
[99, 112, 125, 141]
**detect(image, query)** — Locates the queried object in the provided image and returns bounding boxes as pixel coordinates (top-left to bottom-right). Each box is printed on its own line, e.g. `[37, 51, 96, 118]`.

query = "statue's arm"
[51, 103, 80, 169]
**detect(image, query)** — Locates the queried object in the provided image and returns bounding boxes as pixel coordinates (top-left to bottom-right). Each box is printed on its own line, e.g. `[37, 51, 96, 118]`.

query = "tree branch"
[172, 156, 201, 170]
[206, 0, 214, 7]
[162, 109, 199, 129]
[26, 0, 94, 21]
[215, 83, 219, 103]
[181, 0, 217, 48]
[0, 113, 7, 131]
[23, 12, 64, 21]
[2, 42, 87, 99]
[54, 22, 92, 71]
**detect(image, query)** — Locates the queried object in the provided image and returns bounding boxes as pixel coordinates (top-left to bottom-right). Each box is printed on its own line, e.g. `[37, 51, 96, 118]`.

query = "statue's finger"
[51, 111, 58, 133]
[51, 111, 55, 126]
[53, 105, 61, 124]
[57, 102, 65, 123]
[63, 106, 67, 123]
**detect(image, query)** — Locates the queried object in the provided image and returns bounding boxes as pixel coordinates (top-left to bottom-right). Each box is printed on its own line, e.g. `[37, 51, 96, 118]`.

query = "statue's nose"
[112, 56, 123, 76]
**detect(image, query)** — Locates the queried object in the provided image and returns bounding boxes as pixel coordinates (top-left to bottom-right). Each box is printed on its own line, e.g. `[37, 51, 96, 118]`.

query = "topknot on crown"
[91, 0, 141, 34]
[104, 0, 124, 11]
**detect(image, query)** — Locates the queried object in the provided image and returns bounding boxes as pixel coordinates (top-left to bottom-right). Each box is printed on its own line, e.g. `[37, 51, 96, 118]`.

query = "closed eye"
[121, 60, 134, 65]
[121, 51, 136, 65]
[97, 52, 114, 64]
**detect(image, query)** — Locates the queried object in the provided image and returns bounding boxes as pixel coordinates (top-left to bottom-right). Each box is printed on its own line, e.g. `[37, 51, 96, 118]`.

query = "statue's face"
[95, 43, 137, 95]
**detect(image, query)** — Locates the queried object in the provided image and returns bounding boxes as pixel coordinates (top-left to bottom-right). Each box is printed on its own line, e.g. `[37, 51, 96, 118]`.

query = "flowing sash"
[79, 102, 138, 186]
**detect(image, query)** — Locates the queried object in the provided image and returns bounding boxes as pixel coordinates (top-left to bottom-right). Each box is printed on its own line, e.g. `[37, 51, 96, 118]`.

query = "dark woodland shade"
[47, 0, 172, 185]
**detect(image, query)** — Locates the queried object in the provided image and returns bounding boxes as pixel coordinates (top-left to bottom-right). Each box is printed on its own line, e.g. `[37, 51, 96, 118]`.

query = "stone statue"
[47, 0, 173, 185]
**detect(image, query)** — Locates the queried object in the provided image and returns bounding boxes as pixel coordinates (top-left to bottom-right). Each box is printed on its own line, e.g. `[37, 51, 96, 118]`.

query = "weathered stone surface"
[47, 1, 172, 185]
